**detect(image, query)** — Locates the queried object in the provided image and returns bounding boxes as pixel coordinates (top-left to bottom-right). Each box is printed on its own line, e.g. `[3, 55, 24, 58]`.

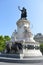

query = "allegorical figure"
[18, 6, 27, 19]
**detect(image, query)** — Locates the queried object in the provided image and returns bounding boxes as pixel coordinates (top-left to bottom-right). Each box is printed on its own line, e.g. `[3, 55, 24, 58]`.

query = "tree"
[0, 35, 11, 52]
[4, 35, 11, 41]
[0, 35, 5, 52]
[40, 43, 43, 54]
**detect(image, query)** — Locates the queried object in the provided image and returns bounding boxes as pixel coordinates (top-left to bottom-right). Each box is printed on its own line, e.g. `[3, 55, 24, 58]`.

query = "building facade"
[34, 33, 43, 43]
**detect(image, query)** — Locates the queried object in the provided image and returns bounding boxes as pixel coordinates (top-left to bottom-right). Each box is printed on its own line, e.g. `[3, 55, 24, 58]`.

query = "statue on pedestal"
[18, 6, 27, 19]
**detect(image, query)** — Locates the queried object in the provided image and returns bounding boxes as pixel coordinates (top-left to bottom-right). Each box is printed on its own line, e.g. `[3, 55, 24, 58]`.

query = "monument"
[6, 7, 42, 57]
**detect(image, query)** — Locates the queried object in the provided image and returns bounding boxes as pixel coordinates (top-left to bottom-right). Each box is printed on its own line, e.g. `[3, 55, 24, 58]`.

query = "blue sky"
[0, 0, 43, 36]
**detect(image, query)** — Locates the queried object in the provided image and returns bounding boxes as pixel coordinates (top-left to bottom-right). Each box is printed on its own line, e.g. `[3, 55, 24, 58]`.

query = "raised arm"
[18, 6, 21, 11]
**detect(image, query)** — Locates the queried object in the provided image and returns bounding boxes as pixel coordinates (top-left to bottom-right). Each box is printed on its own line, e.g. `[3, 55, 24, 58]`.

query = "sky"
[0, 0, 43, 36]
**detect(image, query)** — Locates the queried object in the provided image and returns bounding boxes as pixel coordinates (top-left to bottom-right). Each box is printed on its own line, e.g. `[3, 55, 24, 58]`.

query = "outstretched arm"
[18, 6, 21, 11]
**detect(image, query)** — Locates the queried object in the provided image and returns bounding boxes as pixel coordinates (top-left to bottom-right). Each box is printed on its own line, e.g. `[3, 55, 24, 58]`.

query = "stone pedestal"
[11, 18, 42, 56]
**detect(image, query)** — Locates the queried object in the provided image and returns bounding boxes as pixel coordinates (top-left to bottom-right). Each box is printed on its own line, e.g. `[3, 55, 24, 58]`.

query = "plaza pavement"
[0, 62, 43, 65]
[0, 56, 43, 63]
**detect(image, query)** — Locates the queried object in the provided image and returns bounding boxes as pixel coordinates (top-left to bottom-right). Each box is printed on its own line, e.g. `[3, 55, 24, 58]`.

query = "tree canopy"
[0, 35, 11, 52]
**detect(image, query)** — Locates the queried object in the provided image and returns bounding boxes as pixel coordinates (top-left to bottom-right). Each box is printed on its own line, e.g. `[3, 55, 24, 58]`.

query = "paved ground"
[0, 55, 43, 64]
[0, 62, 43, 65]
[0, 56, 43, 63]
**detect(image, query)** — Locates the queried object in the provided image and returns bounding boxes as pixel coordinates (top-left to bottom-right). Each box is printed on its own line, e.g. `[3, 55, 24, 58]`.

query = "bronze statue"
[18, 6, 27, 19]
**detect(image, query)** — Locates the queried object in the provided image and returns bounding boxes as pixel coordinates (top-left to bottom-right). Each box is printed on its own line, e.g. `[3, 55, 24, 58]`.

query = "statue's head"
[22, 7, 25, 10]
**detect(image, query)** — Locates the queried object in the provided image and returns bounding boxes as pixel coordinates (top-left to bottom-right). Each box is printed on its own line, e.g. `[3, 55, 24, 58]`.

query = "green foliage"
[4, 36, 11, 41]
[0, 35, 11, 52]
[40, 43, 43, 54]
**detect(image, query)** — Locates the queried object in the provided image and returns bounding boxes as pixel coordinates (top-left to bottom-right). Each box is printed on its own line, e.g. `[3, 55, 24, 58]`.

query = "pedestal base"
[23, 49, 42, 57]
